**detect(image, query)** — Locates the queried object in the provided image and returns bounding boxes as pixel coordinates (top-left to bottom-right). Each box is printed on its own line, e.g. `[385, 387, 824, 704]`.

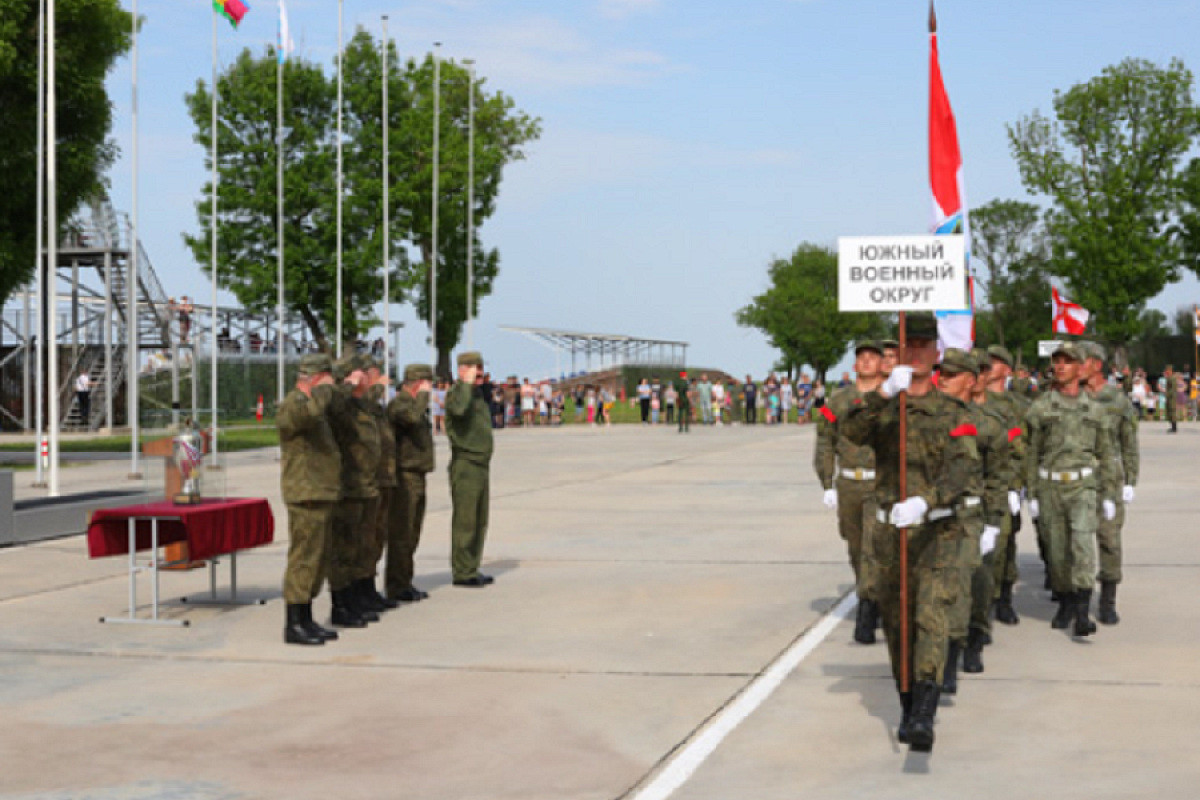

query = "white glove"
[1103, 500, 1117, 521]
[1122, 485, 1135, 504]
[981, 525, 1000, 555]
[881, 366, 914, 398]
[889, 496, 929, 528]
[1029, 499, 1040, 520]
[1008, 491, 1021, 516]
[822, 489, 838, 509]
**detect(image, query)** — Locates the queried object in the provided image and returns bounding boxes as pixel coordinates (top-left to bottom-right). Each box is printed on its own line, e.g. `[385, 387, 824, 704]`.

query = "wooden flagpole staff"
[898, 312, 909, 694]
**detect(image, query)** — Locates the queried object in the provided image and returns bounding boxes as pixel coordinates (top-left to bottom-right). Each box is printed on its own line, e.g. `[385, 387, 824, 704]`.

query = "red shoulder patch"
[1007, 427, 1022, 443]
[950, 424, 977, 438]
[820, 407, 837, 424]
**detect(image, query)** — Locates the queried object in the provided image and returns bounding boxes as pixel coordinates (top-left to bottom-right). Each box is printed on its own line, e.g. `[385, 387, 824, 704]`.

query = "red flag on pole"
[256, 394, 264, 421]
[1052, 288, 1090, 335]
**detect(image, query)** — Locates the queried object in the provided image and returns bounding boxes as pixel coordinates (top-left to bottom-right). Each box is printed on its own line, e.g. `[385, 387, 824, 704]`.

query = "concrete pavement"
[0, 422, 1196, 799]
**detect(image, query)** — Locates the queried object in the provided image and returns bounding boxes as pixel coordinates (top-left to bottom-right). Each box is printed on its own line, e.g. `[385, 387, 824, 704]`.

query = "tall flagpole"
[382, 17, 391, 384]
[431, 43, 441, 369]
[465, 58, 475, 349]
[34, 0, 46, 487]
[47, 0, 59, 496]
[210, 8, 220, 466]
[277, 2, 285, 407]
[336, 0, 344, 357]
[128, 0, 141, 478]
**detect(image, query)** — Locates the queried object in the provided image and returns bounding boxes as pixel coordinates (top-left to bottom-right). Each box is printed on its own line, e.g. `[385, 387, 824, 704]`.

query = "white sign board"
[838, 235, 968, 312]
[1038, 340, 1064, 358]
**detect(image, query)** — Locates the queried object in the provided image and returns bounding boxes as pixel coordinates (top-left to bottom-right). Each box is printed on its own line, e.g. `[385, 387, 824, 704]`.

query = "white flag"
[278, 0, 295, 63]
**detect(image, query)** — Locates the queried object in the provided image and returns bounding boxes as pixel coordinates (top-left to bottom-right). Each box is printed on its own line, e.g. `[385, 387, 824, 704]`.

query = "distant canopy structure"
[500, 326, 689, 377]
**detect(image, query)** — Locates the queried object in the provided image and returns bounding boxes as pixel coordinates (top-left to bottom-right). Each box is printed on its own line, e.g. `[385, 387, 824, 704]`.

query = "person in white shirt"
[712, 381, 726, 425]
[75, 372, 92, 424]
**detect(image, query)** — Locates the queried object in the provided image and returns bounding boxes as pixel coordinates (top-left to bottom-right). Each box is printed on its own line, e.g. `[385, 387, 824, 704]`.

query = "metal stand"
[180, 551, 266, 607]
[100, 516, 189, 627]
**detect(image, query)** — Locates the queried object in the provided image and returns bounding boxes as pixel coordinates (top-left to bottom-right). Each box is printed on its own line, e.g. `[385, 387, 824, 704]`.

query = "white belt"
[876, 496, 979, 525]
[1038, 467, 1094, 483]
[840, 468, 876, 481]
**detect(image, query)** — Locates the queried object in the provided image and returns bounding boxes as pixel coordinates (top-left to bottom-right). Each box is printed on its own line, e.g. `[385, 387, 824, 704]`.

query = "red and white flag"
[1052, 288, 1090, 335]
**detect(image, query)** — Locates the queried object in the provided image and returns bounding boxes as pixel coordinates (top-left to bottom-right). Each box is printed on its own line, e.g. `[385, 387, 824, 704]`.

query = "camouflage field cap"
[970, 348, 991, 370]
[359, 355, 380, 373]
[298, 353, 333, 376]
[334, 353, 364, 380]
[404, 363, 434, 382]
[987, 345, 1015, 368]
[854, 340, 883, 356]
[1051, 342, 1084, 362]
[879, 339, 900, 351]
[903, 312, 938, 341]
[940, 348, 979, 376]
[457, 351, 484, 367]
[1083, 342, 1107, 363]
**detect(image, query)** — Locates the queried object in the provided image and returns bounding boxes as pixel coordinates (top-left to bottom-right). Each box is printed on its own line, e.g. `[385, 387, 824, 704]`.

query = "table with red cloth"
[88, 497, 275, 625]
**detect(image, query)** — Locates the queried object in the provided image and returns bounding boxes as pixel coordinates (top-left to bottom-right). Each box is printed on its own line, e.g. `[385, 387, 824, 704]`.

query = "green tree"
[970, 198, 1053, 365]
[0, 0, 133, 305]
[1008, 58, 1200, 353]
[736, 243, 884, 381]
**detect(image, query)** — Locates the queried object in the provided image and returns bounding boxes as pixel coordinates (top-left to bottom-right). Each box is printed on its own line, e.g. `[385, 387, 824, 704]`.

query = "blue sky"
[103, 0, 1200, 379]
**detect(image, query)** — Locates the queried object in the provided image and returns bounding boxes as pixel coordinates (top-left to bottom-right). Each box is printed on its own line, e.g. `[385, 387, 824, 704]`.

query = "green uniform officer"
[842, 313, 982, 754]
[675, 372, 692, 432]
[814, 340, 884, 644]
[360, 356, 400, 611]
[984, 345, 1029, 625]
[386, 363, 435, 602]
[447, 352, 495, 587]
[327, 354, 383, 626]
[1081, 342, 1139, 624]
[278, 353, 342, 646]
[1025, 342, 1117, 637]
[1163, 365, 1178, 433]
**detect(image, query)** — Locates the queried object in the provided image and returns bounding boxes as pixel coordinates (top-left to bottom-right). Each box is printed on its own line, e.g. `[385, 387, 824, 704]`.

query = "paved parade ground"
[1, 423, 1197, 799]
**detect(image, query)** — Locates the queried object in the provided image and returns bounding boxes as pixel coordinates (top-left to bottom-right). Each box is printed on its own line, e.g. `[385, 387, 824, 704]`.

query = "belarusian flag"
[213, 0, 251, 29]
[1052, 288, 1090, 335]
[928, 2, 973, 352]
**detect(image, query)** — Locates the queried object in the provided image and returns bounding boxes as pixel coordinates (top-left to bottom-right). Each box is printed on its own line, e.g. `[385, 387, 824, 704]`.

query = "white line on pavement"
[629, 591, 858, 800]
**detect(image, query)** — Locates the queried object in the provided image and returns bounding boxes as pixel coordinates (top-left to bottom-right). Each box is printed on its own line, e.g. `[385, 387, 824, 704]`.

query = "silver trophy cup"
[172, 426, 205, 505]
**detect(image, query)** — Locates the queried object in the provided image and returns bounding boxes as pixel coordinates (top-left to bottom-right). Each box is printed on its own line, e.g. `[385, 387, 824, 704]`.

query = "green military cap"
[879, 339, 900, 350]
[854, 340, 883, 356]
[298, 353, 333, 376]
[1083, 341, 1107, 363]
[1051, 342, 1084, 362]
[359, 354, 380, 373]
[987, 345, 1014, 368]
[404, 363, 434, 382]
[970, 347, 991, 369]
[903, 312, 938, 341]
[457, 351, 484, 367]
[940, 348, 979, 376]
[334, 353, 363, 380]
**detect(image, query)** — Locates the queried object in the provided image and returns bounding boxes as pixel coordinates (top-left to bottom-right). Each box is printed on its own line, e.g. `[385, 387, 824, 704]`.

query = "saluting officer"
[278, 353, 342, 646]
[386, 363, 435, 602]
[360, 357, 399, 612]
[447, 352, 496, 587]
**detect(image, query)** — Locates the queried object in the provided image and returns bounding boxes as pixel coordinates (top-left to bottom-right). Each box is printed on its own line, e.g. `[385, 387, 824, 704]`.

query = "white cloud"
[596, 0, 664, 20]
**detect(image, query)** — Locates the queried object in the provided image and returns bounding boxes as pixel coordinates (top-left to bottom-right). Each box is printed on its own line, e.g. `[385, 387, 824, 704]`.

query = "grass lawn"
[0, 427, 280, 454]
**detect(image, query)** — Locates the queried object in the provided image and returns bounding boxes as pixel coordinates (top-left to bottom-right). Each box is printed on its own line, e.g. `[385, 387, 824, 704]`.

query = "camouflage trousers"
[360, 486, 393, 580]
[990, 510, 1020, 589]
[1036, 479, 1097, 593]
[1097, 497, 1125, 584]
[283, 501, 334, 604]
[450, 456, 490, 582]
[835, 477, 878, 601]
[875, 515, 964, 685]
[948, 531, 995, 641]
[329, 496, 377, 592]
[386, 471, 428, 597]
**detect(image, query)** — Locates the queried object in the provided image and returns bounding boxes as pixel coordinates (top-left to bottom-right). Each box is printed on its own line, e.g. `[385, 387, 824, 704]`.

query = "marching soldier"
[1081, 343, 1138, 624]
[1024, 343, 1117, 637]
[814, 340, 884, 644]
[842, 313, 981, 753]
[447, 352, 496, 587]
[985, 345, 1029, 625]
[879, 339, 899, 378]
[278, 353, 342, 646]
[360, 358, 399, 611]
[387, 364, 435, 602]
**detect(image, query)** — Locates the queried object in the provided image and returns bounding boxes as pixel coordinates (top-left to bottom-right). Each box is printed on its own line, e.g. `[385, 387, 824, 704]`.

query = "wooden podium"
[143, 431, 212, 570]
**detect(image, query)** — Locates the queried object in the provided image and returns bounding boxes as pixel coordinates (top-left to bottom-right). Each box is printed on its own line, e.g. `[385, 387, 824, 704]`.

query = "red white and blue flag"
[928, 5, 973, 353]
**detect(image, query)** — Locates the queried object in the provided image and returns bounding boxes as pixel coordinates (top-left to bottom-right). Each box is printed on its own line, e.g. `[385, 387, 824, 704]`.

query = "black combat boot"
[1097, 581, 1121, 625]
[284, 604, 325, 646]
[907, 680, 940, 753]
[896, 687, 913, 744]
[853, 599, 877, 645]
[302, 604, 338, 641]
[348, 582, 381, 622]
[962, 628, 985, 674]
[1074, 588, 1097, 637]
[941, 640, 961, 695]
[362, 577, 399, 610]
[1051, 591, 1075, 629]
[994, 581, 1020, 625]
[330, 589, 368, 628]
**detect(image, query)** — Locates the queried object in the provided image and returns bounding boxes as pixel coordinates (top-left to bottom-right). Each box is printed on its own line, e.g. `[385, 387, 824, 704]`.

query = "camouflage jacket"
[277, 384, 342, 504]
[1024, 390, 1116, 499]
[841, 390, 982, 520]
[366, 386, 397, 489]
[446, 381, 494, 465]
[330, 388, 381, 499]
[986, 390, 1029, 492]
[813, 384, 876, 490]
[389, 389, 435, 474]
[1089, 383, 1139, 487]
[969, 398, 1013, 529]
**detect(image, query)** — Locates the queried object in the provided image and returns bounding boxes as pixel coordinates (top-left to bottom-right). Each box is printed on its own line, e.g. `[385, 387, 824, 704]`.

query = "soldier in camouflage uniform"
[447, 352, 496, 587]
[1025, 343, 1117, 637]
[842, 314, 982, 754]
[327, 354, 383, 626]
[359, 358, 400, 612]
[814, 340, 884, 644]
[983, 346, 1029, 625]
[386, 364, 435, 602]
[879, 339, 899, 378]
[278, 353, 342, 646]
[1081, 342, 1138, 624]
